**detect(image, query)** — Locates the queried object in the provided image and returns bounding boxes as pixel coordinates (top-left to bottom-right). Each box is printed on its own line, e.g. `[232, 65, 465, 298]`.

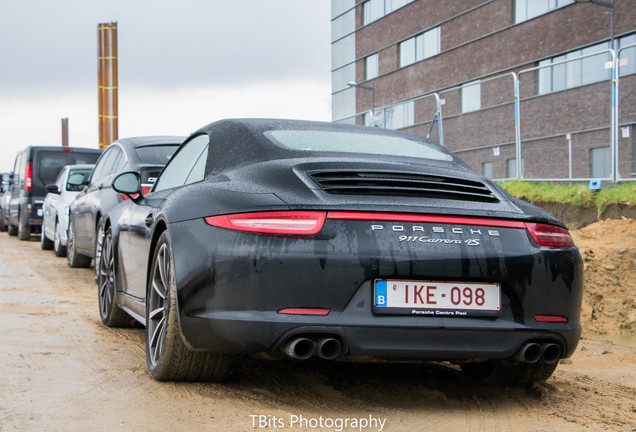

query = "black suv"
[4, 146, 102, 240]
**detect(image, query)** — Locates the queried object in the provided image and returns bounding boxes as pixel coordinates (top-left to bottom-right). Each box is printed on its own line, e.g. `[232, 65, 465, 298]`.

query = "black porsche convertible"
[99, 119, 582, 385]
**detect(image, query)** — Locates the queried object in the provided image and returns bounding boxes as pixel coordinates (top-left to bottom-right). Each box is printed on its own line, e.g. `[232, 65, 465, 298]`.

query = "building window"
[399, 27, 440, 67]
[619, 34, 636, 77]
[332, 34, 355, 70]
[482, 162, 493, 179]
[365, 100, 414, 130]
[538, 34, 635, 95]
[590, 147, 611, 178]
[331, 9, 355, 41]
[514, 0, 573, 24]
[461, 80, 481, 113]
[363, 0, 413, 26]
[332, 88, 356, 121]
[332, 63, 356, 93]
[332, 0, 355, 19]
[366, 54, 379, 80]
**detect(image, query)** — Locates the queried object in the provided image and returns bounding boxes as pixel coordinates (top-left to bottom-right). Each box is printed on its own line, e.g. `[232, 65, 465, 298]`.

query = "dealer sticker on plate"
[374, 279, 501, 317]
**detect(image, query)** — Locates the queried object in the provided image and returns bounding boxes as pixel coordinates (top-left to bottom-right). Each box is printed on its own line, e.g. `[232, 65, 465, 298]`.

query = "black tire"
[146, 230, 230, 381]
[40, 225, 54, 250]
[98, 226, 130, 327]
[0, 209, 6, 232]
[67, 218, 91, 268]
[8, 223, 18, 236]
[53, 220, 67, 257]
[17, 213, 31, 241]
[461, 360, 558, 386]
[94, 218, 104, 282]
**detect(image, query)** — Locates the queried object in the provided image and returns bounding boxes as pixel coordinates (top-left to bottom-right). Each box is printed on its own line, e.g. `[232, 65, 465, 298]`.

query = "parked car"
[4, 146, 102, 240]
[0, 172, 11, 232]
[66, 136, 184, 277]
[40, 164, 94, 257]
[99, 119, 583, 384]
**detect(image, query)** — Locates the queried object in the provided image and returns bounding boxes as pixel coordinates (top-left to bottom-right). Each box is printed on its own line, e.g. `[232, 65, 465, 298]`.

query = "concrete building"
[331, 0, 636, 180]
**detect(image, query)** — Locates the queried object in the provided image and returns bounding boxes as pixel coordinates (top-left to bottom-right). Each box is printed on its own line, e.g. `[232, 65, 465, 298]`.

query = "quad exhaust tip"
[280, 336, 342, 360]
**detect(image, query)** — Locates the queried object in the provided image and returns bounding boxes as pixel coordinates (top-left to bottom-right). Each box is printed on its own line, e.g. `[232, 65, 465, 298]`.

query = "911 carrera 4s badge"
[371, 224, 501, 247]
[374, 279, 501, 317]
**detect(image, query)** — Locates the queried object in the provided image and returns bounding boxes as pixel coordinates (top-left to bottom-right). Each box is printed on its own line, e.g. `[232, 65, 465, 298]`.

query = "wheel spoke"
[152, 279, 166, 300]
[150, 315, 166, 364]
[158, 247, 169, 290]
[148, 306, 165, 320]
[99, 280, 112, 315]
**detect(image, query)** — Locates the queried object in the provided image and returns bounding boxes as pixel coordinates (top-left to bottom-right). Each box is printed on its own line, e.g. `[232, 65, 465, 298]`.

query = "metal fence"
[340, 44, 635, 183]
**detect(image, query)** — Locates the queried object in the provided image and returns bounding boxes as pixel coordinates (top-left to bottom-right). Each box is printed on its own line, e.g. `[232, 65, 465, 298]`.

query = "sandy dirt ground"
[0, 220, 634, 432]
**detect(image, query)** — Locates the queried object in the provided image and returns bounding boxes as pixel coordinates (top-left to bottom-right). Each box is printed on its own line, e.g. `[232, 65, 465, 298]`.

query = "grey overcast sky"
[0, 0, 331, 172]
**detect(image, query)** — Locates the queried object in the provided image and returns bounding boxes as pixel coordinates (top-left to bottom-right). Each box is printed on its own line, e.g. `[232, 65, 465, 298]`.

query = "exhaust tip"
[316, 338, 342, 360]
[514, 342, 542, 364]
[542, 343, 561, 364]
[281, 337, 315, 360]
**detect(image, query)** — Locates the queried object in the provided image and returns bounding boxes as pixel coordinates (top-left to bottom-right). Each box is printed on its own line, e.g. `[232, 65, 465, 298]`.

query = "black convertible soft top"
[197, 118, 462, 174]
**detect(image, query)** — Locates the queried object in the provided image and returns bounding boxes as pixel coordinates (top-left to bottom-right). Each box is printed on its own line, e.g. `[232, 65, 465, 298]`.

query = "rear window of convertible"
[266, 130, 452, 161]
[134, 144, 179, 165]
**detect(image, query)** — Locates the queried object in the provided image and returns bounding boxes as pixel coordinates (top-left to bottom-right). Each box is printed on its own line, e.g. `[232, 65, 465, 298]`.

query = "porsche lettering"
[371, 224, 500, 237]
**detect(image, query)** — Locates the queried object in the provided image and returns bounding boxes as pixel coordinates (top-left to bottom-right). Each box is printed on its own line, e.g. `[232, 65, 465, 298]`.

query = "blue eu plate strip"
[375, 280, 387, 307]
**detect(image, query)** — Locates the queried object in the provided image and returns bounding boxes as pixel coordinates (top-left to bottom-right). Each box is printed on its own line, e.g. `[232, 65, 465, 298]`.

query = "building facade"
[331, 0, 636, 180]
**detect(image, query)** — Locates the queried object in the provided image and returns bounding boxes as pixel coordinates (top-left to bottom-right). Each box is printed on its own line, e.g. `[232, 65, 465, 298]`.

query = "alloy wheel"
[98, 229, 115, 321]
[147, 243, 169, 368]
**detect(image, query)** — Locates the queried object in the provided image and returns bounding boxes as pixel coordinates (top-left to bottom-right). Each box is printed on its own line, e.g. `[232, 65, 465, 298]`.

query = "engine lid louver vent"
[308, 171, 499, 203]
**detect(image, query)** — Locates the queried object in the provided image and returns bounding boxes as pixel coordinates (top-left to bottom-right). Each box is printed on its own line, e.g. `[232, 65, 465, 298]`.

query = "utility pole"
[98, 22, 119, 149]
[61, 118, 69, 147]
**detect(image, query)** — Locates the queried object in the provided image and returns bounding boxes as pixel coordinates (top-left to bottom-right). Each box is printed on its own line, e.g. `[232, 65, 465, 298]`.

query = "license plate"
[374, 280, 501, 317]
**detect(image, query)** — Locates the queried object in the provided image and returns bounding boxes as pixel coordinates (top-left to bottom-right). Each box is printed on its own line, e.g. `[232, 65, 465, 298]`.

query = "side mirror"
[67, 173, 88, 191]
[45, 184, 60, 194]
[112, 171, 142, 202]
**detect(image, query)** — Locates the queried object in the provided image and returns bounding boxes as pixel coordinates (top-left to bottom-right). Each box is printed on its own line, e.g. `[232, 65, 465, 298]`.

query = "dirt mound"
[570, 218, 636, 335]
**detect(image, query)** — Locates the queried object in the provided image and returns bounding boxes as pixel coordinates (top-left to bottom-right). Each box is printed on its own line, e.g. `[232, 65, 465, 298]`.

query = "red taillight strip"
[205, 211, 326, 235]
[534, 315, 568, 323]
[278, 308, 330, 316]
[525, 223, 574, 247]
[205, 210, 573, 247]
[326, 211, 527, 229]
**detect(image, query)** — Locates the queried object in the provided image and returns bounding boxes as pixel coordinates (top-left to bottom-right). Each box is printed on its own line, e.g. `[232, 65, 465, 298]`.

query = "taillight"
[25, 163, 33, 192]
[119, 185, 151, 201]
[205, 211, 326, 235]
[525, 223, 574, 247]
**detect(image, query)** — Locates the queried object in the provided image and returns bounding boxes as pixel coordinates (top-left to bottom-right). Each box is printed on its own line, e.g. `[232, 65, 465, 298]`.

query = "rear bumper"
[180, 281, 580, 360]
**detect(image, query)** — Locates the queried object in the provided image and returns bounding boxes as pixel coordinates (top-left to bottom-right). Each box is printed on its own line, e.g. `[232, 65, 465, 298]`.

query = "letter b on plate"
[375, 281, 387, 306]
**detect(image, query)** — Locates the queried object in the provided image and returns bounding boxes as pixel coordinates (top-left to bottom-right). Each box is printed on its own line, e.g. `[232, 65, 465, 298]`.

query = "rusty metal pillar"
[61, 118, 69, 147]
[111, 23, 119, 144]
[97, 22, 118, 149]
[97, 23, 104, 149]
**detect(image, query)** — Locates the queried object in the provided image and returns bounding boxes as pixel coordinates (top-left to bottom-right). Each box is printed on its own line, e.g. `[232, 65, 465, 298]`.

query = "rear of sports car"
[162, 121, 582, 384]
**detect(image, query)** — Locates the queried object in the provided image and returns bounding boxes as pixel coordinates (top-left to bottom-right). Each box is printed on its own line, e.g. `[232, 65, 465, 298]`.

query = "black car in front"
[66, 136, 183, 272]
[100, 119, 583, 385]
